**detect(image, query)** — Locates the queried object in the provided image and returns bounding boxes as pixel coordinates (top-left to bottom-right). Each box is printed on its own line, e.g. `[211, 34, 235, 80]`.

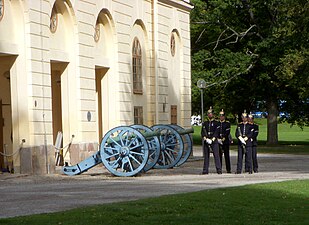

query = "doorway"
[51, 62, 68, 165]
[0, 98, 11, 172]
[0, 56, 15, 172]
[95, 67, 109, 141]
[51, 70, 63, 144]
[0, 99, 3, 170]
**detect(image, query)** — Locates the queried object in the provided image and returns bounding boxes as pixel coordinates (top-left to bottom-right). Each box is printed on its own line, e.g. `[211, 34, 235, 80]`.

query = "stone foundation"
[19, 142, 99, 174]
[20, 145, 56, 175]
[67, 142, 99, 166]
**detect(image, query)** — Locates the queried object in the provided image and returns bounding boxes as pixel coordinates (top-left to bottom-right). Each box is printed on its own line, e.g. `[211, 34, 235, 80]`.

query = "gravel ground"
[0, 146, 309, 218]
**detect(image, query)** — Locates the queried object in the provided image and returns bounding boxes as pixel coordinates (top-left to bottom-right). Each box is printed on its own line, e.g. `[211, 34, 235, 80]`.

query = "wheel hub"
[160, 142, 166, 150]
[120, 146, 130, 156]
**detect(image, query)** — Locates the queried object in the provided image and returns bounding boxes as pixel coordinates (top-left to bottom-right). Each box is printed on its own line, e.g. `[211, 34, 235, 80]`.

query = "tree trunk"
[266, 98, 279, 145]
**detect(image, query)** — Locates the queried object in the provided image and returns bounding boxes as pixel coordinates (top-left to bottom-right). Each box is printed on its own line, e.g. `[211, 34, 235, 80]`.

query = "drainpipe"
[153, 0, 159, 124]
[40, 0, 49, 174]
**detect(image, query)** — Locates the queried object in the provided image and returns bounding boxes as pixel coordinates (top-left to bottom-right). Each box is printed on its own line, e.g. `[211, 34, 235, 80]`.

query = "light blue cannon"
[62, 124, 193, 177]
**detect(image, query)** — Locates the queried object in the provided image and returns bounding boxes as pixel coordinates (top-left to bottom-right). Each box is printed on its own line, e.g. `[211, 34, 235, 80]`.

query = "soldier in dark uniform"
[235, 111, 254, 174]
[218, 109, 231, 173]
[201, 107, 222, 174]
[248, 113, 259, 173]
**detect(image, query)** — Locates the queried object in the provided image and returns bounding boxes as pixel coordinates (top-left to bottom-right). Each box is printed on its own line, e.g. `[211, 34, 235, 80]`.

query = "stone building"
[0, 0, 193, 174]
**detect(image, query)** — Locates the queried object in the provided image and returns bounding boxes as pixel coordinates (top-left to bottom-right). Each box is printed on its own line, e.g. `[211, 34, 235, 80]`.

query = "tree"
[191, 0, 309, 144]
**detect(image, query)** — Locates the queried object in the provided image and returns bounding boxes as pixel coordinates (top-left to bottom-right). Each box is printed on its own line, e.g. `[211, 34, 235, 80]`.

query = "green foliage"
[190, 0, 309, 129]
[1, 180, 308, 225]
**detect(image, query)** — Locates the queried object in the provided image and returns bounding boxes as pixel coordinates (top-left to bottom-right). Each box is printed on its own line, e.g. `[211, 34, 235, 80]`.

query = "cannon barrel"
[105, 130, 160, 144]
[177, 127, 194, 135]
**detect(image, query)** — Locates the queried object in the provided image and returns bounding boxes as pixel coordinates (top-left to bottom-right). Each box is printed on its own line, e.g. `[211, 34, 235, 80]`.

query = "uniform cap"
[207, 106, 213, 114]
[241, 110, 248, 118]
[219, 109, 225, 116]
[248, 112, 254, 119]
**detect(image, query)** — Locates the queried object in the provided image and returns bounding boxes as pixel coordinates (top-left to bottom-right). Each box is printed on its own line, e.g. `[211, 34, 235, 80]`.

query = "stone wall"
[68, 143, 99, 166]
[20, 145, 55, 175]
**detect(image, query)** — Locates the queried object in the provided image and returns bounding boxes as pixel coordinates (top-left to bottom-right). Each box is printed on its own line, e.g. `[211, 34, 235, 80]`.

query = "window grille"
[171, 105, 177, 124]
[132, 37, 143, 94]
[134, 106, 143, 124]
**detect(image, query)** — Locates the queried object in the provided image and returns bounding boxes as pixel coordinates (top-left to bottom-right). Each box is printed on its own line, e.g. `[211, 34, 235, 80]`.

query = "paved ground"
[0, 146, 309, 218]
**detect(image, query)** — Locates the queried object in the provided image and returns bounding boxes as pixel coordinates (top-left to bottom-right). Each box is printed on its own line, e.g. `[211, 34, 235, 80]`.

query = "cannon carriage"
[62, 124, 194, 177]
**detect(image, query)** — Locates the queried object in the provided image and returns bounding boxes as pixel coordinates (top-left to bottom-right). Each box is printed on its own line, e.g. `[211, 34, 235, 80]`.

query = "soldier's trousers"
[252, 145, 258, 172]
[245, 147, 253, 173]
[237, 145, 252, 173]
[219, 144, 231, 172]
[202, 142, 222, 174]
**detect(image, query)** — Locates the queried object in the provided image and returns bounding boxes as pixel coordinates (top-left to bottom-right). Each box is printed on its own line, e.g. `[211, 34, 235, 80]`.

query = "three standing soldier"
[201, 107, 222, 174]
[235, 111, 254, 174]
[218, 109, 231, 173]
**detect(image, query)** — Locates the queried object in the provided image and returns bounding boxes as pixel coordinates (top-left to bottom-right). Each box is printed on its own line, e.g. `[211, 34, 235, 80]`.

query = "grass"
[192, 118, 309, 154]
[0, 180, 308, 225]
[253, 118, 309, 144]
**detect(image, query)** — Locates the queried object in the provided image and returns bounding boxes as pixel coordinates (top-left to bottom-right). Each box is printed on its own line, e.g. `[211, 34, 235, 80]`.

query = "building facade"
[0, 0, 192, 174]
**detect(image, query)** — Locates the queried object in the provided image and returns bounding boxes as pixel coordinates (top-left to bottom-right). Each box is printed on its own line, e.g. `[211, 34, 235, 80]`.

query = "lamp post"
[197, 79, 206, 123]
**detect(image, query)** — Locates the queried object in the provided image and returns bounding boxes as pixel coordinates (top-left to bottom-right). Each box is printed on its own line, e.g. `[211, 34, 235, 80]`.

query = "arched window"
[50, 7, 58, 33]
[94, 23, 100, 42]
[132, 37, 142, 94]
[170, 33, 176, 57]
[0, 0, 4, 21]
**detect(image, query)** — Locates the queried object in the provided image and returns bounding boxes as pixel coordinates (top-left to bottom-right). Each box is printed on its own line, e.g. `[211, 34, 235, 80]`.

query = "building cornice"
[158, 0, 194, 12]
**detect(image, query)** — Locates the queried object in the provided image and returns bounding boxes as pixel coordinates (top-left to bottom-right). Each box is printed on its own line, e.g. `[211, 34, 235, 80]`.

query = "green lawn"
[253, 118, 309, 143]
[1, 180, 308, 225]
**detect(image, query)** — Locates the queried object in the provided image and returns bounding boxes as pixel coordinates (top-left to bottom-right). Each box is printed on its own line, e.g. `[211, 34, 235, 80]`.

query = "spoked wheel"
[131, 124, 161, 172]
[151, 124, 184, 169]
[100, 126, 149, 177]
[168, 124, 193, 166]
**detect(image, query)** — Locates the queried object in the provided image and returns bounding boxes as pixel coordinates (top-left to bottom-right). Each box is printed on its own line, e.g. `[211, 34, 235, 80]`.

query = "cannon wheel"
[100, 126, 149, 177]
[168, 124, 193, 166]
[151, 124, 184, 169]
[131, 124, 161, 172]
